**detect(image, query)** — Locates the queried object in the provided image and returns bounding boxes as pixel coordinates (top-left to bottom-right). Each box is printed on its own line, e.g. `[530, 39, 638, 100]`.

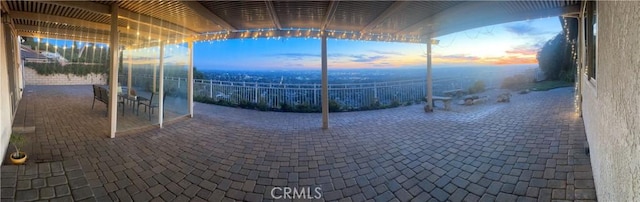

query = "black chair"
[91, 85, 100, 110]
[99, 87, 125, 116]
[127, 88, 137, 105]
[137, 92, 167, 120]
[136, 93, 153, 116]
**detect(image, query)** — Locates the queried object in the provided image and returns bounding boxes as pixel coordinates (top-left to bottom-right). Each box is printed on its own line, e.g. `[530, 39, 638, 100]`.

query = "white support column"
[158, 43, 165, 128]
[425, 40, 433, 112]
[321, 32, 329, 129]
[12, 31, 21, 102]
[152, 65, 157, 92]
[108, 3, 119, 138]
[127, 50, 132, 94]
[187, 41, 194, 118]
[576, 9, 585, 116]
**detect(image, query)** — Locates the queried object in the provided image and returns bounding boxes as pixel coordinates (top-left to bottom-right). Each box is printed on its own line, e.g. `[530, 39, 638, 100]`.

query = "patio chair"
[91, 85, 100, 110]
[99, 87, 125, 116]
[125, 88, 138, 105]
[137, 92, 166, 120]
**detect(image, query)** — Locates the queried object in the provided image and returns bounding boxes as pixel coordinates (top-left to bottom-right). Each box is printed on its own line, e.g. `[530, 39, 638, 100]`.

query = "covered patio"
[0, 1, 600, 201]
[1, 85, 595, 201]
[0, 0, 582, 137]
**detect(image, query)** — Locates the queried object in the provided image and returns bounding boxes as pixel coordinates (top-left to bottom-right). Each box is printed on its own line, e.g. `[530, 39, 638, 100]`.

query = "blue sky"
[33, 16, 562, 70]
[194, 17, 562, 70]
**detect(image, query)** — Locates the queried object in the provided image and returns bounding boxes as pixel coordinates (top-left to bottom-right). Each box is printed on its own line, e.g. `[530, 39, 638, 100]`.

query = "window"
[585, 1, 597, 80]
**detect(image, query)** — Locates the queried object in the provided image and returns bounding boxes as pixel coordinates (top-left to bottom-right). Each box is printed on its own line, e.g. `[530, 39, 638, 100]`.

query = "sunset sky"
[36, 16, 562, 70]
[194, 16, 562, 70]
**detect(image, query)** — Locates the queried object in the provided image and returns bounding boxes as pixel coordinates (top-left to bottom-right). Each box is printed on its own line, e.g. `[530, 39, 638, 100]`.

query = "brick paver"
[2, 85, 596, 201]
[1, 159, 94, 201]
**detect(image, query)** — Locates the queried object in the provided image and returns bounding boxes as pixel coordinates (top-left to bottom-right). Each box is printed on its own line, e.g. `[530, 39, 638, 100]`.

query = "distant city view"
[148, 65, 539, 112]
[180, 16, 559, 112]
[199, 66, 536, 90]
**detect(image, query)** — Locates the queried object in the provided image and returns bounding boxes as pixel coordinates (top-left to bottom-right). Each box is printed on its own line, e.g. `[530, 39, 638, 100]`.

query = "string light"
[124, 28, 425, 50]
[563, 18, 581, 114]
[189, 28, 425, 44]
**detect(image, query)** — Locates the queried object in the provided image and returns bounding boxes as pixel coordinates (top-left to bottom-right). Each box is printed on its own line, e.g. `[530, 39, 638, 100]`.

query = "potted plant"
[9, 133, 27, 165]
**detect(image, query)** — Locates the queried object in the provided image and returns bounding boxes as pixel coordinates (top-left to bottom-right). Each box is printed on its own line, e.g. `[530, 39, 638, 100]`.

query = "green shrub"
[390, 100, 401, 108]
[26, 62, 108, 76]
[370, 99, 381, 108]
[194, 95, 215, 104]
[329, 100, 341, 112]
[468, 80, 486, 94]
[256, 101, 269, 111]
[238, 100, 253, 109]
[294, 104, 320, 113]
[279, 102, 293, 112]
[193, 96, 414, 113]
[501, 74, 534, 90]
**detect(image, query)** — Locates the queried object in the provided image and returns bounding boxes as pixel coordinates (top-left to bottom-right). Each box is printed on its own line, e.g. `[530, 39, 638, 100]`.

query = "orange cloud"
[431, 53, 537, 66]
[319, 47, 540, 68]
[492, 56, 538, 65]
[495, 46, 539, 65]
[430, 45, 541, 65]
[505, 48, 538, 55]
[432, 54, 480, 64]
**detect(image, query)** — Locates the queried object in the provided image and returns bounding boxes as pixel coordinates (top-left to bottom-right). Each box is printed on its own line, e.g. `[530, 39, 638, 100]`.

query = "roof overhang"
[2, 0, 582, 48]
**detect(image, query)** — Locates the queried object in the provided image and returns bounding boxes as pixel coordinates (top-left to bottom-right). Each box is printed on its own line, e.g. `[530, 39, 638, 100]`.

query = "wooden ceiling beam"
[16, 24, 110, 40]
[361, 1, 410, 32]
[12, 11, 110, 30]
[265, 1, 281, 30]
[15, 24, 149, 45]
[44, 1, 196, 36]
[181, 1, 236, 31]
[11, 11, 168, 42]
[1, 1, 11, 14]
[16, 32, 110, 45]
[321, 1, 339, 30]
[17, 31, 108, 44]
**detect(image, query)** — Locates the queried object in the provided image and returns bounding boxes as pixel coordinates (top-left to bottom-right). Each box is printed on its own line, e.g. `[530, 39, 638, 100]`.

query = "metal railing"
[118, 74, 497, 111]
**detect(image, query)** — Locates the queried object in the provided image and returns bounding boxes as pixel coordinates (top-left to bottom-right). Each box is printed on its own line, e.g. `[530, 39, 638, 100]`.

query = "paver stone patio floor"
[1, 85, 596, 202]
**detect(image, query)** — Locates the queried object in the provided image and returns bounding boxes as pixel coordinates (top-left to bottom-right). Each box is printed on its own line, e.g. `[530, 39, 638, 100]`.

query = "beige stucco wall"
[581, 1, 640, 201]
[0, 10, 13, 164]
[24, 67, 107, 85]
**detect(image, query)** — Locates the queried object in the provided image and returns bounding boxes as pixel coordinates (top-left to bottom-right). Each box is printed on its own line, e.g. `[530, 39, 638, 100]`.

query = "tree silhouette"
[193, 66, 206, 79]
[536, 17, 577, 82]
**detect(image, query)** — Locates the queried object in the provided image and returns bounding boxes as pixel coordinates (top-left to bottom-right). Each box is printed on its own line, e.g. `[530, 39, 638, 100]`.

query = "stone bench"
[428, 96, 453, 111]
[443, 89, 465, 97]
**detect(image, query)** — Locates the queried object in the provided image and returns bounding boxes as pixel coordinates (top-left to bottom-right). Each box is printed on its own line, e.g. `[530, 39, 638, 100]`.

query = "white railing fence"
[118, 74, 498, 111]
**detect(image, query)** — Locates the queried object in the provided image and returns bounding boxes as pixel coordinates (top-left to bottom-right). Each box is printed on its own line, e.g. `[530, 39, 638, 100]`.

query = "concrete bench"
[443, 89, 465, 97]
[429, 96, 453, 111]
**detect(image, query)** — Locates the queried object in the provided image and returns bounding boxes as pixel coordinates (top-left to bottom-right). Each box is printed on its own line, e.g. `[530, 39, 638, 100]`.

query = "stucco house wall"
[0, 9, 14, 164]
[581, 1, 640, 201]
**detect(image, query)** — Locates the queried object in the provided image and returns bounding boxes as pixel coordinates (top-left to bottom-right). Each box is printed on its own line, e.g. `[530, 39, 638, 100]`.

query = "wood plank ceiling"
[1, 0, 581, 46]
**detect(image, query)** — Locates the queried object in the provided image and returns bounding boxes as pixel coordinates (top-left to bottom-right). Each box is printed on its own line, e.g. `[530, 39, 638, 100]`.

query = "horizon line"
[196, 64, 538, 71]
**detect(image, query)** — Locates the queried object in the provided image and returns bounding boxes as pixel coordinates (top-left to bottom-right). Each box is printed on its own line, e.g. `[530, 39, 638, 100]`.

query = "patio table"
[120, 95, 141, 113]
